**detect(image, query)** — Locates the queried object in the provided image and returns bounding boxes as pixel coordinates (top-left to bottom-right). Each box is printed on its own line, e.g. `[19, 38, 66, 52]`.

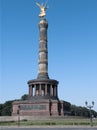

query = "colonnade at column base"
[28, 79, 59, 98]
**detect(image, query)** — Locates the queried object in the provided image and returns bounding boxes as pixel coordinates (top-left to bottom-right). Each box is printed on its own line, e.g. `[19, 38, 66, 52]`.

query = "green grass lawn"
[0, 118, 97, 126]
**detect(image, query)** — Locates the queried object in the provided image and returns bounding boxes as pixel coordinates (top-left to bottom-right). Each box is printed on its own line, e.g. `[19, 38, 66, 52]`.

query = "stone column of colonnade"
[29, 84, 58, 97]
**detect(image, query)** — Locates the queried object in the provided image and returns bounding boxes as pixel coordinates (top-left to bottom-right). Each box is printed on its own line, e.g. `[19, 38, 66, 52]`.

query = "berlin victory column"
[12, 1, 70, 116]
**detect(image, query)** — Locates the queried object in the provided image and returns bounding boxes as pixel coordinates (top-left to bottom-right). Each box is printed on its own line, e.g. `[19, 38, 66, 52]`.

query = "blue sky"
[1, 0, 97, 111]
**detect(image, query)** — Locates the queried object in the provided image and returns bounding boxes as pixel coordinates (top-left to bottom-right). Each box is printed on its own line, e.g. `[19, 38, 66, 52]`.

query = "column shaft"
[56, 85, 58, 97]
[37, 19, 49, 79]
[54, 86, 56, 97]
[45, 84, 47, 95]
[50, 84, 52, 96]
[34, 84, 36, 96]
[39, 84, 41, 95]
[29, 85, 31, 96]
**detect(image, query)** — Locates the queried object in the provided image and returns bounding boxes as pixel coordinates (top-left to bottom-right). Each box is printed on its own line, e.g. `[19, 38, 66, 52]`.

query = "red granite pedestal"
[12, 98, 70, 116]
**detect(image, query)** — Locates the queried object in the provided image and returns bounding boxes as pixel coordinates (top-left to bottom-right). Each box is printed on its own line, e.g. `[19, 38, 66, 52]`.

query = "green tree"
[21, 94, 29, 100]
[1, 101, 13, 116]
[70, 105, 97, 117]
[0, 104, 3, 116]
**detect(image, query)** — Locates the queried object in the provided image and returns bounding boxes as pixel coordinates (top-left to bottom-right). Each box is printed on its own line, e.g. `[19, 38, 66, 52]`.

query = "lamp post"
[85, 101, 94, 126]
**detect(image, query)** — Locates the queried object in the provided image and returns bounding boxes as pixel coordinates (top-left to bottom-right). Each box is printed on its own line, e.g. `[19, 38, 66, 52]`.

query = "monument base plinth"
[12, 98, 70, 116]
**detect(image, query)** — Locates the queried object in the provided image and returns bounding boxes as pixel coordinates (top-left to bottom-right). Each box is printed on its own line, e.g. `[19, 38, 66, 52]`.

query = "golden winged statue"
[36, 0, 48, 18]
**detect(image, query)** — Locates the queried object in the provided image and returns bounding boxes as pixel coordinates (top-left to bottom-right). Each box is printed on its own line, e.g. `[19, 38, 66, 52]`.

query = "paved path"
[0, 127, 97, 130]
[0, 128, 97, 130]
